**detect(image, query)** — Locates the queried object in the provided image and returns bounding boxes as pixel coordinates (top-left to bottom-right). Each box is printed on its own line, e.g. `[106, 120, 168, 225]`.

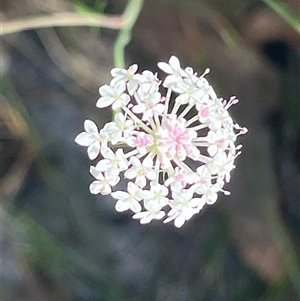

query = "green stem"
[263, 0, 300, 34]
[113, 0, 144, 68]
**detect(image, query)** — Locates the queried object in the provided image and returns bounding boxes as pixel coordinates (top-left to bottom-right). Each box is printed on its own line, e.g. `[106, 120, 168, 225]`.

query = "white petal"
[121, 93, 130, 103]
[108, 174, 120, 186]
[101, 184, 112, 195]
[164, 75, 179, 87]
[115, 200, 129, 212]
[132, 212, 147, 219]
[169, 55, 180, 69]
[89, 181, 109, 195]
[208, 145, 218, 157]
[127, 182, 139, 194]
[124, 169, 137, 179]
[163, 212, 176, 224]
[146, 170, 156, 181]
[207, 194, 218, 205]
[135, 176, 146, 188]
[129, 64, 138, 73]
[96, 96, 114, 108]
[176, 93, 189, 104]
[130, 156, 141, 168]
[114, 112, 125, 124]
[154, 103, 166, 114]
[174, 215, 185, 228]
[84, 119, 98, 134]
[75, 132, 94, 146]
[103, 121, 118, 133]
[101, 146, 115, 159]
[142, 156, 153, 168]
[157, 62, 173, 74]
[132, 104, 144, 114]
[114, 81, 126, 94]
[130, 201, 142, 213]
[110, 132, 122, 145]
[111, 191, 129, 199]
[119, 160, 129, 171]
[196, 198, 206, 211]
[110, 77, 120, 87]
[87, 142, 100, 160]
[139, 190, 153, 200]
[95, 159, 110, 171]
[112, 100, 122, 111]
[140, 216, 153, 224]
[90, 166, 103, 179]
[154, 211, 165, 220]
[111, 67, 124, 77]
[182, 208, 196, 220]
[89, 181, 101, 194]
[99, 84, 113, 96]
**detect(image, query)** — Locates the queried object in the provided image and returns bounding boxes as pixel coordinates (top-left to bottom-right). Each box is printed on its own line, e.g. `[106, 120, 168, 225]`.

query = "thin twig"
[0, 12, 125, 36]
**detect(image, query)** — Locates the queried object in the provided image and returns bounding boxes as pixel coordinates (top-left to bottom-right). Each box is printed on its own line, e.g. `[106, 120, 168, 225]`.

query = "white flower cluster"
[75, 56, 247, 228]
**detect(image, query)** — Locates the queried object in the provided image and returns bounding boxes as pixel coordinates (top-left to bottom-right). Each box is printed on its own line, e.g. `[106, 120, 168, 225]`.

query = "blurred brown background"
[1, 0, 300, 300]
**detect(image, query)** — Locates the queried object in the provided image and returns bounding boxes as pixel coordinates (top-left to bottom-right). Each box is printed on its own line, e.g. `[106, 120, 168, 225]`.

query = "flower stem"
[122, 106, 152, 134]
[164, 88, 172, 115]
[113, 0, 145, 68]
[173, 158, 193, 173]
[191, 123, 208, 131]
[178, 104, 193, 119]
[185, 115, 199, 127]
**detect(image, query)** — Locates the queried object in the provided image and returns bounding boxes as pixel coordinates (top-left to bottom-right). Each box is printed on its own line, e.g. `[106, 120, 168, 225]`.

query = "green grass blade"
[263, 0, 300, 34]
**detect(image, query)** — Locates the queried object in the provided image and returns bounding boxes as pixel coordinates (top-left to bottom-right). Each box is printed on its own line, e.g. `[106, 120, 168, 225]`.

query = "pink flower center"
[156, 115, 196, 165]
[135, 134, 153, 148]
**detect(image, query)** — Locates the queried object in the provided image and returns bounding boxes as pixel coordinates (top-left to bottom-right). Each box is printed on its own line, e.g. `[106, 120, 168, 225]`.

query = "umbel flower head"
[75, 55, 247, 228]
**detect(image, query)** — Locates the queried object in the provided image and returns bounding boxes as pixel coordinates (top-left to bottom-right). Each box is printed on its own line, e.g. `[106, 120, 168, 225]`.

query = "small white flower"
[96, 147, 128, 175]
[208, 151, 236, 182]
[138, 70, 161, 94]
[158, 55, 185, 87]
[103, 112, 134, 145]
[76, 55, 247, 227]
[194, 165, 212, 192]
[165, 167, 194, 189]
[208, 106, 233, 131]
[133, 90, 165, 120]
[89, 166, 120, 195]
[111, 182, 143, 213]
[172, 74, 206, 106]
[111, 64, 140, 95]
[164, 189, 205, 228]
[133, 200, 165, 224]
[199, 184, 220, 205]
[141, 183, 169, 208]
[124, 156, 156, 188]
[75, 119, 105, 160]
[97, 81, 130, 110]
[206, 128, 230, 156]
